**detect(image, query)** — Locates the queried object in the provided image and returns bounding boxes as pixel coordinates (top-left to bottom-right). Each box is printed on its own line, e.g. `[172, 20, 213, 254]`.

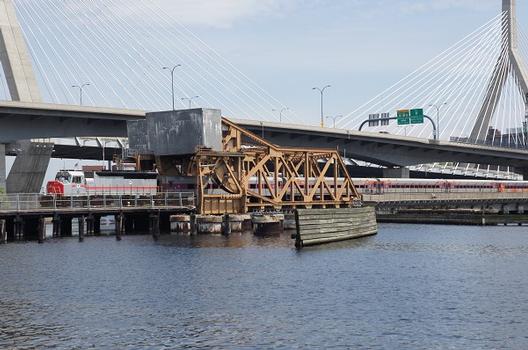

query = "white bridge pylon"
[471, 0, 528, 143]
[339, 0, 528, 149]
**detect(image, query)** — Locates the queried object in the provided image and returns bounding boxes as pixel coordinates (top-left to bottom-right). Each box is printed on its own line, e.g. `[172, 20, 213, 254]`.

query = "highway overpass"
[0, 101, 144, 142]
[232, 119, 528, 178]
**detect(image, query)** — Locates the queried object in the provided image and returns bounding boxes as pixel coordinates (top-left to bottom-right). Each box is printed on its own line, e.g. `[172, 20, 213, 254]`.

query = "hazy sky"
[13, 0, 523, 124]
[148, 0, 511, 122]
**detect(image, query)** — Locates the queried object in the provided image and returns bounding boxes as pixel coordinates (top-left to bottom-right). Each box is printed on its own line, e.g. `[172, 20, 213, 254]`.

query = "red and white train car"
[46, 170, 158, 196]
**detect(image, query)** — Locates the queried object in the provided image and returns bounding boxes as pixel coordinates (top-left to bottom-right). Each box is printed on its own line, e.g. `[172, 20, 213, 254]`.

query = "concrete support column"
[7, 141, 53, 193]
[383, 166, 410, 178]
[0, 143, 5, 194]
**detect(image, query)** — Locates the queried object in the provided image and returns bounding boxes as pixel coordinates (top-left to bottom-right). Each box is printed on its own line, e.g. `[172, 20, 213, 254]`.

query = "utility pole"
[181, 95, 200, 109]
[71, 83, 90, 106]
[272, 107, 289, 122]
[313, 85, 331, 127]
[162, 64, 182, 110]
[326, 115, 343, 128]
[429, 102, 447, 139]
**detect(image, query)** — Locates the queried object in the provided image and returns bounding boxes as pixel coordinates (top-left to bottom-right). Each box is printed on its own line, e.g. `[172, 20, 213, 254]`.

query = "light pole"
[272, 107, 289, 122]
[71, 83, 90, 105]
[181, 95, 200, 109]
[429, 102, 447, 139]
[325, 115, 343, 128]
[162, 64, 182, 110]
[313, 85, 331, 127]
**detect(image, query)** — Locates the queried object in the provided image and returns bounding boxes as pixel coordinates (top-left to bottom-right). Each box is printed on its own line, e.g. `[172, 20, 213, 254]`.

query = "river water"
[1, 224, 528, 349]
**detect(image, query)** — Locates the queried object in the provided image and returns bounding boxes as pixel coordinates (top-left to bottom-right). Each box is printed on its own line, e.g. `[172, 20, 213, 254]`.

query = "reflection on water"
[1, 224, 528, 348]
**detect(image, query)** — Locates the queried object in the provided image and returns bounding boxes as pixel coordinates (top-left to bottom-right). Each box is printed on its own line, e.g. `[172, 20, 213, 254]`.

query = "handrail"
[0, 192, 196, 212]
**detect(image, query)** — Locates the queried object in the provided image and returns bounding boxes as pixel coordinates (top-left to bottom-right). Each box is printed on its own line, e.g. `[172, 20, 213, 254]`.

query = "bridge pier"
[383, 167, 410, 178]
[6, 141, 53, 193]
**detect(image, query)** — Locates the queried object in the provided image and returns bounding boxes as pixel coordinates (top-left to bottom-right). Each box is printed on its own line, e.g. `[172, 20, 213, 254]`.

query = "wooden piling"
[221, 215, 231, 235]
[60, 217, 72, 237]
[150, 213, 160, 240]
[38, 217, 46, 244]
[115, 214, 124, 241]
[0, 219, 6, 244]
[94, 216, 101, 236]
[86, 215, 94, 236]
[14, 216, 23, 241]
[190, 213, 197, 235]
[52, 215, 61, 238]
[78, 216, 85, 242]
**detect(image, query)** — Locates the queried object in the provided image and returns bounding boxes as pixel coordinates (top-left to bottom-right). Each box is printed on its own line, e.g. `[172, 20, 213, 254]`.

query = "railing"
[363, 191, 528, 203]
[0, 192, 195, 212]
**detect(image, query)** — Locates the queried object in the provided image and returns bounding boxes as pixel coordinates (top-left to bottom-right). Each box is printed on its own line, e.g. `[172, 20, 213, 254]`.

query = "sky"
[6, 0, 528, 184]
[148, 0, 505, 122]
[12, 0, 519, 124]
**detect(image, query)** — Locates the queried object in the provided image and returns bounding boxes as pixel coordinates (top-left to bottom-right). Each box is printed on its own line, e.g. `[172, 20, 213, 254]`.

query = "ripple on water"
[0, 224, 528, 348]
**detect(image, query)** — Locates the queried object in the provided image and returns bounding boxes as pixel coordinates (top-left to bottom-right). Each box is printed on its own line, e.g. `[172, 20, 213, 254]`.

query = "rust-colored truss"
[190, 118, 361, 215]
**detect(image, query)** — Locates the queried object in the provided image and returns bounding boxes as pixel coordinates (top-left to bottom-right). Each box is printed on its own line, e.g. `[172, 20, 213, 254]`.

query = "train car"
[351, 178, 528, 194]
[46, 170, 158, 196]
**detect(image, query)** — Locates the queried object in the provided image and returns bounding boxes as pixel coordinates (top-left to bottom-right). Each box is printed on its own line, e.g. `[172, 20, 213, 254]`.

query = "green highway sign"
[397, 109, 410, 125]
[410, 108, 424, 124]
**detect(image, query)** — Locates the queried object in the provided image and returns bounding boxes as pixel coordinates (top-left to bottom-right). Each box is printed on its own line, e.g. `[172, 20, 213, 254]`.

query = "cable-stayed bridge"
[1, 0, 528, 193]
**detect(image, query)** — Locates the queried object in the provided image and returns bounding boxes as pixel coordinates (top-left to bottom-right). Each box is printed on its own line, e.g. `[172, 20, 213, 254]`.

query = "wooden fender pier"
[0, 192, 194, 243]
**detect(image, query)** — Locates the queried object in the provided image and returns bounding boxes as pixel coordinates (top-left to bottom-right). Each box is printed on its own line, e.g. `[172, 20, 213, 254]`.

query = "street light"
[162, 64, 182, 110]
[325, 115, 343, 128]
[272, 107, 289, 122]
[71, 83, 90, 106]
[181, 95, 200, 109]
[313, 85, 331, 127]
[429, 102, 447, 139]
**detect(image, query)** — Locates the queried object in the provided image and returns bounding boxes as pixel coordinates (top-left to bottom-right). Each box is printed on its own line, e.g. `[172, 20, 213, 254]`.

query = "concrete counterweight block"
[128, 108, 222, 156]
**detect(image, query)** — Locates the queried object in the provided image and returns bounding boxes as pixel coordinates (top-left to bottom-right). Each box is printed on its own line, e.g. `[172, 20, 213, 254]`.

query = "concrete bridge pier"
[6, 141, 53, 193]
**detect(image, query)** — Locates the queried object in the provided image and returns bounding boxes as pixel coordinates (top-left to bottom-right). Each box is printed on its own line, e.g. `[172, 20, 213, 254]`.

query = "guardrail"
[0, 192, 195, 212]
[363, 191, 528, 203]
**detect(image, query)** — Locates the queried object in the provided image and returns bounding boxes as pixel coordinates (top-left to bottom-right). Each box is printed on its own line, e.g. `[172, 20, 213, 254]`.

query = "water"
[1, 224, 528, 349]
